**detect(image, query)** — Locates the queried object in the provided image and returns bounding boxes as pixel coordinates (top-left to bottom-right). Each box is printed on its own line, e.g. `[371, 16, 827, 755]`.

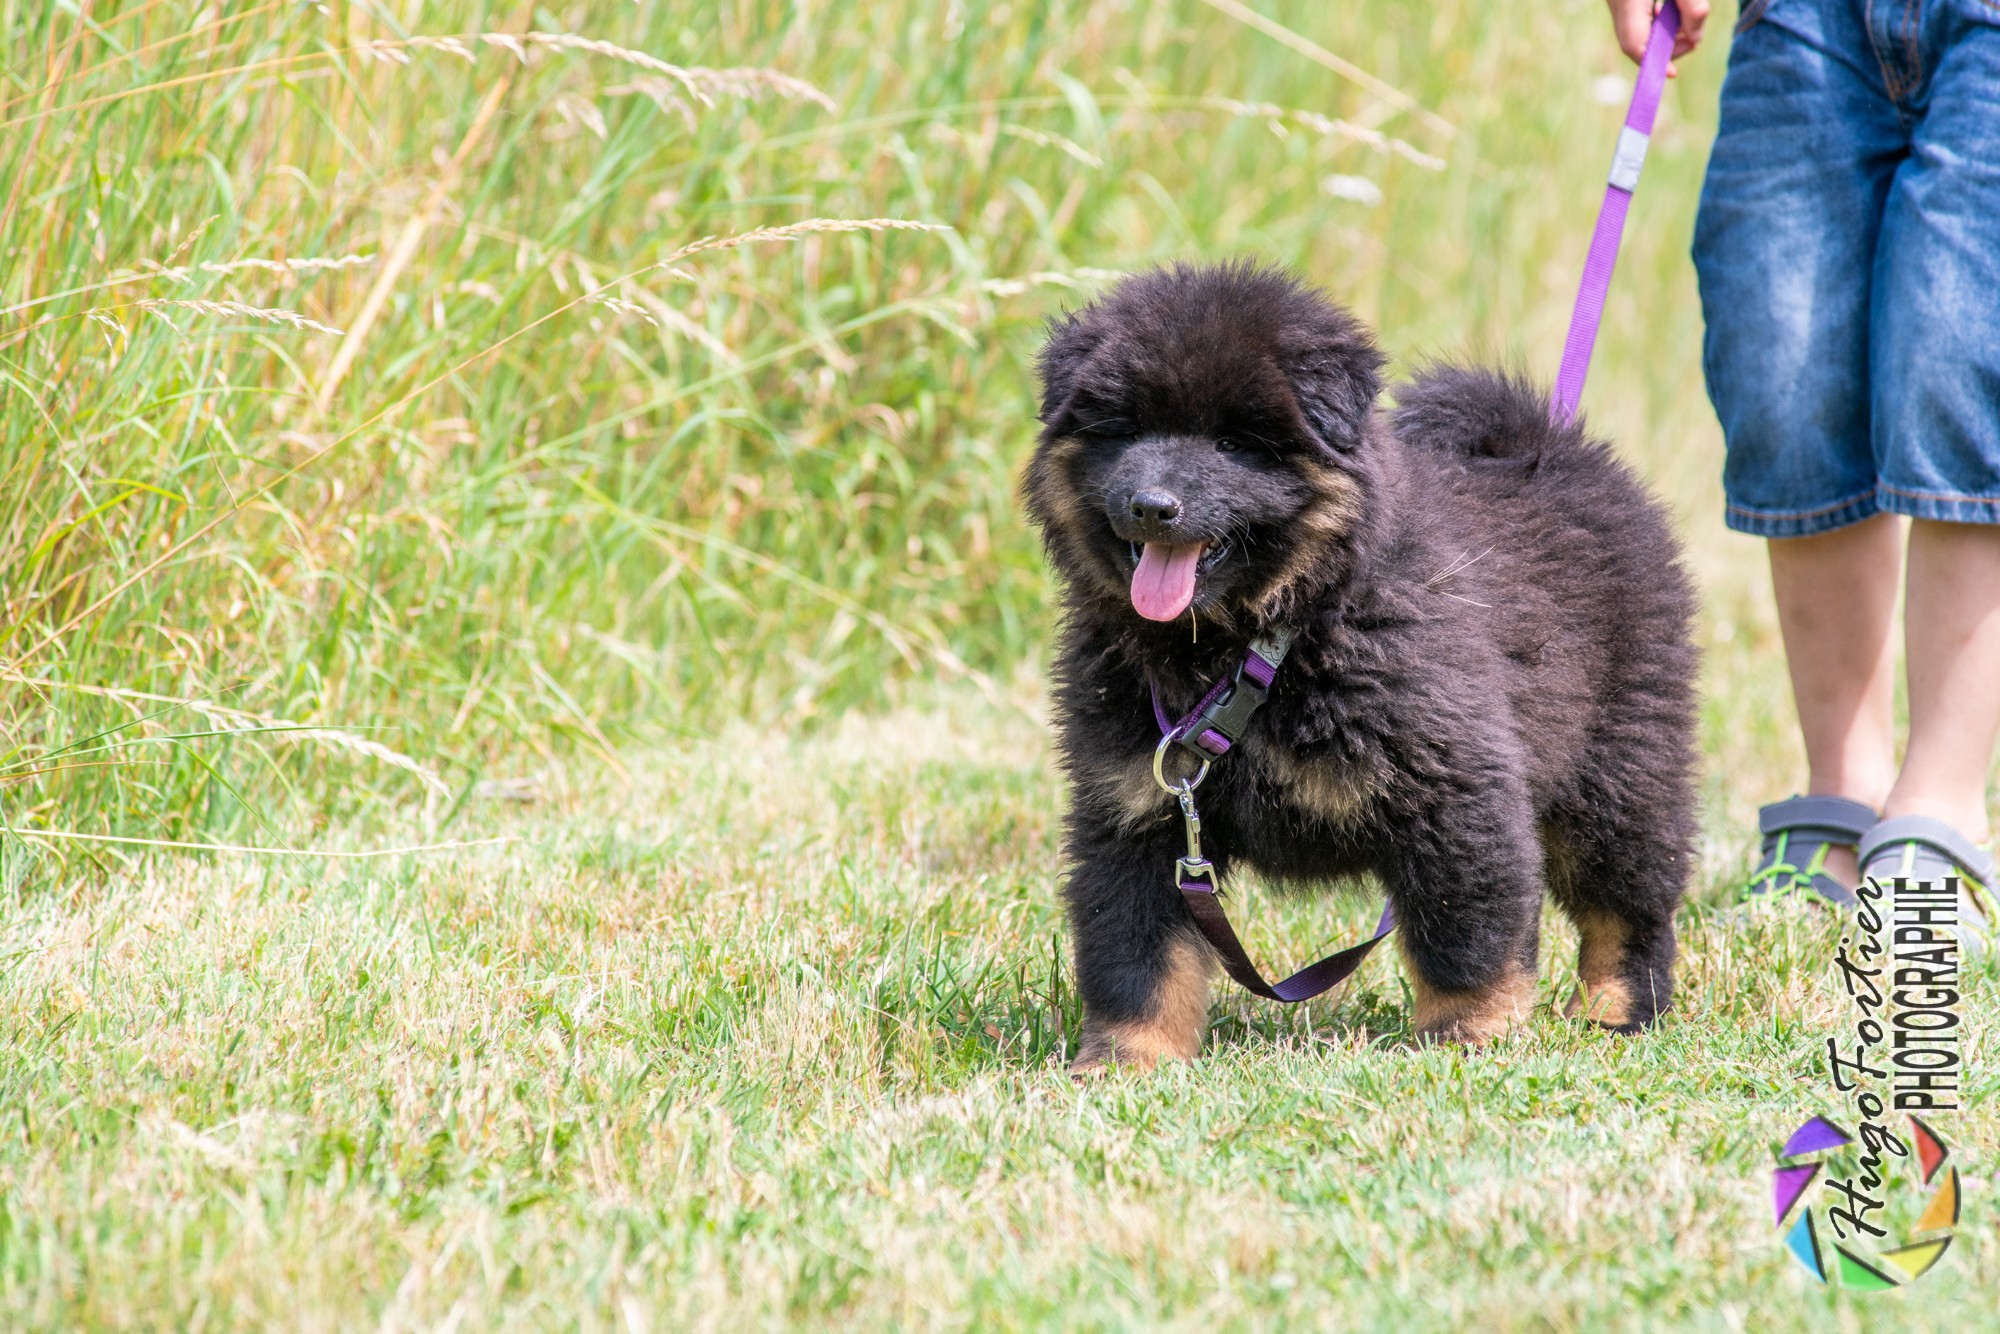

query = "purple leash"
[1552, 0, 1681, 425]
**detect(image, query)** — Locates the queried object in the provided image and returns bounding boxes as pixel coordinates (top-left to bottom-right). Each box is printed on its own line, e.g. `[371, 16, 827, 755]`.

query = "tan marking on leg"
[1562, 910, 1634, 1028]
[1070, 936, 1215, 1075]
[1405, 954, 1538, 1045]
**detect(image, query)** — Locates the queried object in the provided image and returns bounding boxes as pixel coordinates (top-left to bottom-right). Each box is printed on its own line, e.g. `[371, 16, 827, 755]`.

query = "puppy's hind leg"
[1548, 808, 1688, 1033]
[1065, 810, 1218, 1075]
[1386, 786, 1546, 1045]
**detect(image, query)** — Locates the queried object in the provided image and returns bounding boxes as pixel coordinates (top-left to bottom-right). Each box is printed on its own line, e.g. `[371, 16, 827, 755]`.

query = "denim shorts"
[1693, 0, 2000, 537]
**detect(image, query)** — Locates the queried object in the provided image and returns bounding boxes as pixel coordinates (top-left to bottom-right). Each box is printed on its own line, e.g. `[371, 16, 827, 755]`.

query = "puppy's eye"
[1215, 436, 1239, 454]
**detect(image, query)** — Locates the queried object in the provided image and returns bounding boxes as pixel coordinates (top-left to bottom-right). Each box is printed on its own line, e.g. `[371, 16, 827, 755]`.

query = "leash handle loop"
[1551, 0, 1680, 424]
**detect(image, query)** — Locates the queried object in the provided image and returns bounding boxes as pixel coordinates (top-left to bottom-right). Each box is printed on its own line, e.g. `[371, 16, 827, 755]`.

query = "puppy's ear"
[1280, 310, 1386, 452]
[1034, 308, 1105, 438]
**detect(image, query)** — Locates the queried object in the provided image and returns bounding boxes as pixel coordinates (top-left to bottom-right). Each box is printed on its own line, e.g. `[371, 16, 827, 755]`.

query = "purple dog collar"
[1148, 627, 1296, 765]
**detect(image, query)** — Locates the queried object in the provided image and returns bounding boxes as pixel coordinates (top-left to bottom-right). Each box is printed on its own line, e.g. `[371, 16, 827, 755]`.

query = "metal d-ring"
[1153, 730, 1210, 795]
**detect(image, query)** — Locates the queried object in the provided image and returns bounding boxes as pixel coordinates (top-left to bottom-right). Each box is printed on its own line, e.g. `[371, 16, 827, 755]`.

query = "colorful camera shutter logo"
[1774, 1115, 1959, 1288]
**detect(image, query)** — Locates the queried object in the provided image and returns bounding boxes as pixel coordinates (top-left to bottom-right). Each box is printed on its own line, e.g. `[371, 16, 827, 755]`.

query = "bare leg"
[1883, 520, 2000, 842]
[1767, 514, 1903, 883]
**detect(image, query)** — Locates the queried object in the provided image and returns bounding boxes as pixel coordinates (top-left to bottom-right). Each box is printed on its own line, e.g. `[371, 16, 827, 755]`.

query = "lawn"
[5, 693, 1993, 1328]
[0, 0, 1992, 1327]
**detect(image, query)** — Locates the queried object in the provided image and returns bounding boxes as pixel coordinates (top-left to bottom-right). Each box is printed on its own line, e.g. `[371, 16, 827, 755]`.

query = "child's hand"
[1606, 0, 1709, 75]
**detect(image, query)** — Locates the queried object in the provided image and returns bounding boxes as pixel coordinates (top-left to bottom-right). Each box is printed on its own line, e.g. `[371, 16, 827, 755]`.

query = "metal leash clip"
[1173, 785, 1215, 891]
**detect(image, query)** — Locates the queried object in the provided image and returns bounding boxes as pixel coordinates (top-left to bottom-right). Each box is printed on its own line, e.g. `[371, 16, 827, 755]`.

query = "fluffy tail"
[1390, 365, 1583, 461]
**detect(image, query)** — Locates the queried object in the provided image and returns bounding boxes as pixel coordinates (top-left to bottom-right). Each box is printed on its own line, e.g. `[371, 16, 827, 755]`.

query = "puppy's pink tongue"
[1131, 542, 1204, 622]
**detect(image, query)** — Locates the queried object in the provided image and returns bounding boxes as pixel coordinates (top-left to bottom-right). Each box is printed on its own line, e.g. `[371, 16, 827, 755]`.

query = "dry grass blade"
[353, 32, 836, 112]
[3, 675, 451, 804]
[0, 0, 93, 267]
[314, 64, 515, 411]
[658, 218, 948, 266]
[4, 829, 513, 857]
[1197, 97, 1447, 169]
[1196, 0, 1457, 141]
[135, 299, 342, 335]
[0, 253, 376, 321]
[1, 33, 828, 132]
[979, 268, 1126, 297]
[588, 289, 742, 364]
[141, 253, 378, 283]
[27, 0, 290, 102]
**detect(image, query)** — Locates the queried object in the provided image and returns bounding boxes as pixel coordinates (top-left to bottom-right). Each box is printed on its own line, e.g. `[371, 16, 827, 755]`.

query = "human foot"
[1857, 815, 1995, 957]
[1740, 794, 1878, 908]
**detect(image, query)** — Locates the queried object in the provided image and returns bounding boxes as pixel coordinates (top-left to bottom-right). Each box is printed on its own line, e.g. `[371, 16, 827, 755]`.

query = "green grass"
[1, 0, 1994, 1327]
[3, 694, 1993, 1328]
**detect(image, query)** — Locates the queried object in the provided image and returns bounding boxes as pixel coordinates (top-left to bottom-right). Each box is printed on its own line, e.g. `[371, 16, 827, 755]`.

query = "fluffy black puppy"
[1023, 263, 1698, 1072]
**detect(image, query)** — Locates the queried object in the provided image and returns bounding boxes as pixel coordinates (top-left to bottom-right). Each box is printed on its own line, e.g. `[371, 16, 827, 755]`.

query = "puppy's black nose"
[1128, 489, 1181, 525]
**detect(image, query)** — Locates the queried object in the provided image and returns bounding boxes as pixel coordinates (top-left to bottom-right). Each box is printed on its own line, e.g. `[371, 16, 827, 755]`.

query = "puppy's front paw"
[1068, 1021, 1197, 1078]
[1068, 936, 1215, 1076]
[1410, 965, 1537, 1045]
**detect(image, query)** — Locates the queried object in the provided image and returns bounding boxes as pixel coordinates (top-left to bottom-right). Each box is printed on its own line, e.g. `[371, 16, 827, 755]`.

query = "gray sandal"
[1858, 815, 1995, 957]
[1742, 795, 1878, 909]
